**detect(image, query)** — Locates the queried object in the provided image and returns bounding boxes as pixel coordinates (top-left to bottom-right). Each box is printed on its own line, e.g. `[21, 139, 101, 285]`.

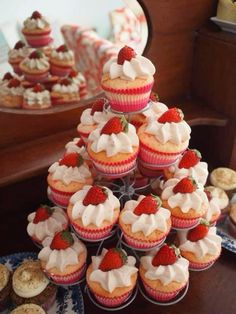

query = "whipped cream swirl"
[143, 101, 168, 119]
[24, 88, 50, 106]
[6, 85, 24, 96]
[51, 49, 74, 61]
[21, 57, 49, 70]
[65, 138, 89, 159]
[52, 83, 78, 94]
[24, 17, 49, 30]
[71, 72, 86, 85]
[9, 47, 31, 60]
[204, 198, 221, 222]
[80, 108, 114, 126]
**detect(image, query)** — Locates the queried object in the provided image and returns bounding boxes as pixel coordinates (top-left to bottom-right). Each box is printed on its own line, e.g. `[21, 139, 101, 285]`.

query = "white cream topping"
[10, 304, 46, 314]
[89, 248, 138, 293]
[48, 161, 91, 185]
[71, 72, 86, 85]
[0, 264, 10, 292]
[21, 57, 49, 70]
[9, 47, 31, 60]
[27, 206, 68, 242]
[24, 88, 50, 106]
[178, 227, 222, 258]
[143, 101, 168, 118]
[65, 138, 89, 160]
[140, 249, 189, 285]
[204, 186, 229, 210]
[5, 85, 24, 96]
[204, 198, 221, 222]
[145, 118, 191, 145]
[80, 108, 114, 126]
[52, 83, 78, 94]
[103, 55, 155, 80]
[89, 122, 139, 157]
[70, 185, 120, 227]
[38, 234, 86, 272]
[120, 195, 170, 236]
[23, 17, 49, 30]
[51, 49, 74, 61]
[12, 261, 49, 298]
[161, 178, 208, 213]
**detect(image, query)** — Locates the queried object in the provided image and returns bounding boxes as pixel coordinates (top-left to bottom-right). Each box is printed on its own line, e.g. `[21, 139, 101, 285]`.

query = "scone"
[10, 304, 46, 314]
[210, 167, 236, 197]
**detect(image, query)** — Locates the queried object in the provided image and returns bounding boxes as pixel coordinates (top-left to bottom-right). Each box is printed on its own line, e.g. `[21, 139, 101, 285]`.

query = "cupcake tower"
[0, 11, 87, 110]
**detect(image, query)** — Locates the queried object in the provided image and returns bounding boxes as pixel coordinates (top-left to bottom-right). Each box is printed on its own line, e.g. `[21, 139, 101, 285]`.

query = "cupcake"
[101, 45, 155, 112]
[204, 190, 221, 225]
[178, 221, 222, 270]
[22, 11, 52, 47]
[138, 108, 191, 168]
[23, 83, 51, 109]
[20, 50, 50, 83]
[48, 152, 93, 207]
[27, 204, 68, 246]
[1, 78, 24, 108]
[51, 77, 79, 105]
[87, 116, 139, 177]
[86, 247, 138, 307]
[210, 167, 236, 198]
[228, 203, 236, 238]
[38, 230, 87, 284]
[0, 264, 11, 312]
[161, 177, 208, 229]
[10, 304, 46, 314]
[68, 69, 87, 98]
[8, 41, 31, 75]
[204, 186, 230, 219]
[67, 185, 120, 240]
[139, 244, 189, 301]
[11, 260, 57, 310]
[119, 195, 171, 249]
[50, 44, 75, 77]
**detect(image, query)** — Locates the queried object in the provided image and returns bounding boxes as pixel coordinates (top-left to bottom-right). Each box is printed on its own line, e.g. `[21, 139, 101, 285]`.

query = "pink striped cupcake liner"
[23, 32, 52, 48]
[10, 62, 22, 76]
[71, 221, 116, 241]
[171, 215, 200, 229]
[49, 186, 75, 208]
[143, 281, 186, 301]
[188, 256, 219, 270]
[50, 63, 72, 77]
[122, 233, 167, 250]
[44, 263, 86, 284]
[93, 290, 132, 307]
[24, 72, 49, 83]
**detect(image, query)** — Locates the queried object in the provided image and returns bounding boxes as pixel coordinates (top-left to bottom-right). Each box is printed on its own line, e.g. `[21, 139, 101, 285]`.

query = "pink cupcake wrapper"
[71, 221, 116, 240]
[50, 63, 72, 77]
[10, 63, 22, 76]
[102, 82, 153, 94]
[93, 290, 132, 307]
[189, 256, 219, 270]
[49, 186, 75, 208]
[24, 72, 49, 83]
[171, 215, 200, 229]
[24, 34, 52, 47]
[44, 263, 86, 284]
[143, 281, 186, 301]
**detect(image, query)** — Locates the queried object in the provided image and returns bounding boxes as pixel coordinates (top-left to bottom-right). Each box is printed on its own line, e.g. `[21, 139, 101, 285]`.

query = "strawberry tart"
[67, 185, 120, 240]
[51, 77, 79, 105]
[23, 83, 51, 109]
[8, 41, 31, 75]
[86, 247, 138, 307]
[1, 78, 24, 108]
[50, 44, 74, 77]
[119, 195, 171, 249]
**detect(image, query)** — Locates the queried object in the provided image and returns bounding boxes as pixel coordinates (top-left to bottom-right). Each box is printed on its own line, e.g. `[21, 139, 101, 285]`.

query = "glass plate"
[217, 218, 236, 254]
[0, 252, 84, 314]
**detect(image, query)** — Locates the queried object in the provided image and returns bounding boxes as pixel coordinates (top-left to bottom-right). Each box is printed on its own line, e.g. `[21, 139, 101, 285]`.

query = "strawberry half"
[149, 91, 160, 102]
[83, 186, 108, 206]
[91, 99, 106, 115]
[133, 195, 162, 216]
[33, 205, 54, 223]
[152, 244, 179, 266]
[69, 69, 78, 78]
[158, 107, 184, 123]
[59, 78, 72, 86]
[31, 11, 42, 19]
[76, 138, 85, 148]
[117, 46, 136, 65]
[14, 40, 25, 50]
[178, 149, 202, 169]
[3, 72, 13, 81]
[99, 248, 127, 271]
[187, 220, 209, 242]
[56, 44, 69, 53]
[8, 78, 21, 88]
[50, 230, 74, 250]
[29, 50, 43, 59]
[173, 177, 197, 194]
[59, 152, 84, 167]
[33, 83, 44, 93]
[101, 116, 128, 135]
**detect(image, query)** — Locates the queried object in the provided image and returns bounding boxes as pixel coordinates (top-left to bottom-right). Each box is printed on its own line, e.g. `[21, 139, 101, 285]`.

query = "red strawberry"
[59, 78, 72, 86]
[158, 107, 184, 123]
[99, 248, 127, 271]
[69, 69, 78, 78]
[3, 72, 13, 81]
[8, 78, 21, 88]
[117, 46, 136, 65]
[33, 83, 44, 93]
[76, 138, 85, 148]
[149, 92, 160, 102]
[178, 149, 202, 169]
[33, 205, 54, 223]
[50, 230, 74, 250]
[173, 177, 197, 194]
[91, 99, 105, 115]
[31, 11, 42, 19]
[187, 220, 209, 242]
[56, 44, 69, 53]
[14, 40, 25, 50]
[83, 186, 108, 206]
[152, 244, 179, 266]
[29, 50, 43, 59]
[59, 152, 84, 167]
[133, 195, 162, 216]
[101, 116, 128, 135]
[204, 189, 212, 201]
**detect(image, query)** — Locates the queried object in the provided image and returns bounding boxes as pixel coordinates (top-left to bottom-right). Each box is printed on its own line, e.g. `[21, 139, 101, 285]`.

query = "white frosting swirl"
[52, 83, 78, 94]
[0, 264, 10, 292]
[21, 57, 49, 70]
[89, 248, 138, 293]
[27, 206, 68, 242]
[145, 118, 191, 145]
[80, 108, 114, 126]
[89, 122, 139, 157]
[48, 161, 91, 185]
[38, 234, 86, 272]
[51, 49, 74, 61]
[9, 47, 31, 60]
[204, 198, 221, 222]
[6, 85, 24, 96]
[71, 72, 86, 85]
[23, 17, 49, 30]
[143, 101, 168, 118]
[161, 178, 208, 213]
[24, 88, 50, 106]
[120, 195, 170, 236]
[70, 185, 120, 227]
[103, 55, 155, 80]
[140, 249, 189, 285]
[65, 138, 89, 160]
[178, 227, 222, 258]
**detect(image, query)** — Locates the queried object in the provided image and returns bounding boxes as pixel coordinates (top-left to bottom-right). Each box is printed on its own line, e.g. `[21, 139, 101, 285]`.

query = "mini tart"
[10, 304, 46, 314]
[0, 264, 11, 311]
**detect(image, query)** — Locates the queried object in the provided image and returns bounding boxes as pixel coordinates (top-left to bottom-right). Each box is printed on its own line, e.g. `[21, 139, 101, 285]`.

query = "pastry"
[1, 78, 24, 108]
[23, 83, 51, 109]
[0, 264, 11, 312]
[50, 44, 74, 77]
[8, 41, 31, 75]
[210, 167, 236, 195]
[51, 77, 79, 105]
[10, 304, 46, 314]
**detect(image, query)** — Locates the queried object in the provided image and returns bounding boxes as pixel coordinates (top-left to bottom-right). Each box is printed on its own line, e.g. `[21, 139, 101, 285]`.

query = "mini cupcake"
[178, 221, 222, 270]
[11, 260, 57, 310]
[138, 108, 191, 168]
[1, 78, 24, 108]
[139, 244, 189, 301]
[22, 11, 52, 47]
[164, 149, 208, 185]
[8, 41, 31, 75]
[0, 264, 11, 312]
[20, 50, 49, 83]
[228, 203, 236, 238]
[27, 204, 69, 246]
[119, 195, 171, 249]
[10, 304, 46, 314]
[101, 45, 155, 112]
[86, 247, 138, 307]
[68, 69, 87, 98]
[204, 190, 221, 225]
[87, 116, 139, 177]
[51, 77, 79, 105]
[67, 185, 120, 240]
[23, 83, 51, 109]
[47, 152, 93, 207]
[38, 230, 87, 284]
[161, 177, 208, 229]
[205, 186, 230, 220]
[210, 167, 236, 198]
[50, 44, 75, 77]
